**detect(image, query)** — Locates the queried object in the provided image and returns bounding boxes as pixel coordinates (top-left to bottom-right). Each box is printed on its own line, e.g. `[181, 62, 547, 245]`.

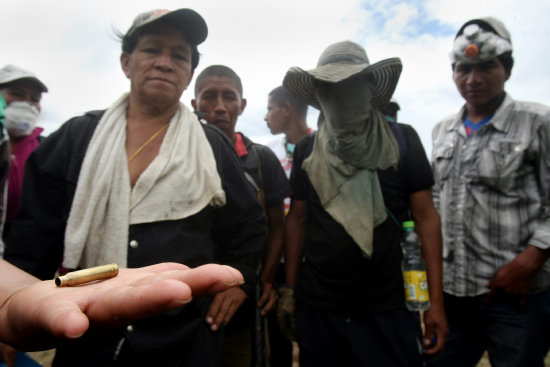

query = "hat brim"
[0, 76, 48, 93]
[283, 57, 402, 110]
[131, 9, 208, 46]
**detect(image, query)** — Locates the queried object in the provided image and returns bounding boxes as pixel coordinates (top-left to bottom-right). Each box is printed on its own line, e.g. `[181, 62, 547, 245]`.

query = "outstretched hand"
[0, 262, 243, 351]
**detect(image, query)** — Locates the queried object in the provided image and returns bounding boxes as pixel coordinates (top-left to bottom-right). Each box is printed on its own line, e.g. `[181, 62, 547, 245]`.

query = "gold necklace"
[127, 122, 169, 163]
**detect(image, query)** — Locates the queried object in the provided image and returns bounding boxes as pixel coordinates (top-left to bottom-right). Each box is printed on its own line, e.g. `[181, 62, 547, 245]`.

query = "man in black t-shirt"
[192, 65, 291, 367]
[279, 41, 448, 366]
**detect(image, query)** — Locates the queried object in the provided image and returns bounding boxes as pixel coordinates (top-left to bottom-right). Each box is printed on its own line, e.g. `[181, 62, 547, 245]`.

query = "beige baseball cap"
[0, 64, 48, 92]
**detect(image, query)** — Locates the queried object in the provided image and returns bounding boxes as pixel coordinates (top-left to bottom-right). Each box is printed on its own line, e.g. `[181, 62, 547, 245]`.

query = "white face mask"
[4, 101, 39, 137]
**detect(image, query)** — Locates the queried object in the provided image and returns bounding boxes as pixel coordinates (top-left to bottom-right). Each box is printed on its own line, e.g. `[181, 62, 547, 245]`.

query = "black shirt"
[291, 122, 434, 315]
[238, 132, 291, 207]
[4, 110, 267, 366]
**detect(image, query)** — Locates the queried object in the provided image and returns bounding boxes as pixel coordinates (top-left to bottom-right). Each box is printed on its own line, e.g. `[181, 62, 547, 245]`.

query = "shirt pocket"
[432, 143, 455, 184]
[476, 139, 524, 192]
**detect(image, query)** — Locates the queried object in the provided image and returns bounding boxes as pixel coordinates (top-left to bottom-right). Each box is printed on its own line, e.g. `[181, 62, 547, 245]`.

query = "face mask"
[4, 101, 39, 137]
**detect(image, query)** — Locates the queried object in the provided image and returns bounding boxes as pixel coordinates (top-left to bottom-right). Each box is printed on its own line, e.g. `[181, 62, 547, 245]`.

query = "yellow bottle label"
[403, 271, 430, 302]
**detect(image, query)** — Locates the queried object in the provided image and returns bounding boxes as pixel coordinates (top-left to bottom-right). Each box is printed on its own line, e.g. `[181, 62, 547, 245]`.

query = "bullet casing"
[55, 263, 119, 287]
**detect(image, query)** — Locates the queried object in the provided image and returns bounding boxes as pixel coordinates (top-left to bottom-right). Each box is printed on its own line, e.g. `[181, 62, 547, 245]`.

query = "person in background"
[3, 8, 266, 367]
[382, 99, 400, 123]
[0, 85, 9, 257]
[263, 85, 312, 365]
[0, 64, 47, 240]
[428, 17, 550, 367]
[192, 65, 291, 366]
[264, 85, 312, 212]
[279, 40, 448, 366]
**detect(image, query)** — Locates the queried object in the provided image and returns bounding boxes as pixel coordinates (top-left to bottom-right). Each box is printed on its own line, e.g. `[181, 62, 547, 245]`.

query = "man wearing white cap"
[280, 40, 448, 366]
[4, 8, 266, 367]
[429, 17, 550, 366]
[0, 65, 48, 240]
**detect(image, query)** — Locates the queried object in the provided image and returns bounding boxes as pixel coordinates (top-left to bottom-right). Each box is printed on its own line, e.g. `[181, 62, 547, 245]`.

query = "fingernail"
[206, 316, 213, 324]
[221, 280, 238, 286]
[175, 296, 193, 304]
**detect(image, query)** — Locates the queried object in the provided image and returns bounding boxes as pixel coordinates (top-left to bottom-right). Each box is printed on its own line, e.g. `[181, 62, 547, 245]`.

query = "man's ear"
[239, 98, 247, 115]
[120, 53, 130, 78]
[282, 101, 292, 116]
[191, 99, 198, 111]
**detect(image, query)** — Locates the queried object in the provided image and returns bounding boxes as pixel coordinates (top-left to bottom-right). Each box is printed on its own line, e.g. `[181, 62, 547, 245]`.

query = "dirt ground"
[28, 347, 550, 366]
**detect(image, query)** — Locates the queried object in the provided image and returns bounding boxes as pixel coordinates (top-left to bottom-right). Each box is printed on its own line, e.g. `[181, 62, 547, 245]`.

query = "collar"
[448, 93, 514, 134]
[234, 132, 248, 157]
[15, 126, 43, 143]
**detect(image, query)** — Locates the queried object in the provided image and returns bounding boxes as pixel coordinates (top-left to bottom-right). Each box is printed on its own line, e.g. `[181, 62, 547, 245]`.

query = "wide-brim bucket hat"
[283, 41, 402, 110]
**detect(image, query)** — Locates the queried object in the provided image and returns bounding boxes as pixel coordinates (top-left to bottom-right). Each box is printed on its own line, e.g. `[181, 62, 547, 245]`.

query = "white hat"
[451, 17, 513, 64]
[125, 9, 207, 46]
[0, 65, 48, 92]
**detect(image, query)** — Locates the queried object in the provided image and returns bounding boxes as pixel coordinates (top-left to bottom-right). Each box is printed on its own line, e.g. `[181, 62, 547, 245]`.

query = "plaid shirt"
[432, 94, 550, 297]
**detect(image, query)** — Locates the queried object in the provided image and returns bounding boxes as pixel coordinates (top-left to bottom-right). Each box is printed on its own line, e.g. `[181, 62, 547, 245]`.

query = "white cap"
[0, 65, 48, 92]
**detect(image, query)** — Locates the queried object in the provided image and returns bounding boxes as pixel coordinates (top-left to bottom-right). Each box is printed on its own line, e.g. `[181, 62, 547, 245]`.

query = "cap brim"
[0, 76, 48, 93]
[283, 57, 402, 110]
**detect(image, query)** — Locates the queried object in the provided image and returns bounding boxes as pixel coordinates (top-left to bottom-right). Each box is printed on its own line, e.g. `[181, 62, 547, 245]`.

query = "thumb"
[46, 303, 90, 339]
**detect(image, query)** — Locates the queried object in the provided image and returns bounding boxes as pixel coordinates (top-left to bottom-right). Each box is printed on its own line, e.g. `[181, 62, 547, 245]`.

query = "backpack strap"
[246, 144, 266, 211]
[249, 144, 264, 189]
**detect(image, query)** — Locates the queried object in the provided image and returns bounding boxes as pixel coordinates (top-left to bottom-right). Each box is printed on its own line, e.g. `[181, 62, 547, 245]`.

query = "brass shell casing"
[55, 263, 119, 287]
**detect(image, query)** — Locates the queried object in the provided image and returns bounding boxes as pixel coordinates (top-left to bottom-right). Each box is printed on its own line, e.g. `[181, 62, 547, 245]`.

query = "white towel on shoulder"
[63, 93, 225, 269]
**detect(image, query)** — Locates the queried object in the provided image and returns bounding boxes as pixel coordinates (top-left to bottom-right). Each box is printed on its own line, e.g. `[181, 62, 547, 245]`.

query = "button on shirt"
[432, 94, 550, 297]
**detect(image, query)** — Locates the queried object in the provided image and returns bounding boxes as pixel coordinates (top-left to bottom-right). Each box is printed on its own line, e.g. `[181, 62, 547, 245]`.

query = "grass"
[477, 351, 550, 367]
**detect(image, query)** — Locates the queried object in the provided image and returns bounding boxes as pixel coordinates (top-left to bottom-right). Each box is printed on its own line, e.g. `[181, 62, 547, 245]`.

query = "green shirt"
[0, 93, 6, 138]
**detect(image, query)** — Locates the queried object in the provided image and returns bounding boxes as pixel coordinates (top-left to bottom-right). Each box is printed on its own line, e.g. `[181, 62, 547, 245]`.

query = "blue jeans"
[295, 302, 424, 367]
[425, 291, 550, 367]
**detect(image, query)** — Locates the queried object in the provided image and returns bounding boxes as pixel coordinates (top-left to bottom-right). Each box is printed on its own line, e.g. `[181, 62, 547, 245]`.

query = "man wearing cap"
[3, 8, 266, 367]
[280, 40, 448, 366]
[0, 65, 48, 240]
[429, 17, 550, 366]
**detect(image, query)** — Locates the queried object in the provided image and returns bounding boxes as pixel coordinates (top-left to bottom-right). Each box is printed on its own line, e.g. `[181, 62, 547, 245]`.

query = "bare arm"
[258, 202, 286, 315]
[409, 189, 448, 355]
[283, 200, 308, 287]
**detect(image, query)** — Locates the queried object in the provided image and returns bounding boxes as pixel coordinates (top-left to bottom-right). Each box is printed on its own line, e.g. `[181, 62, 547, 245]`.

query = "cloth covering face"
[63, 93, 226, 269]
[302, 78, 398, 257]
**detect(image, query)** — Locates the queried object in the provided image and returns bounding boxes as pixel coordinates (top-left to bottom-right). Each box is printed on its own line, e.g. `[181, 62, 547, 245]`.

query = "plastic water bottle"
[401, 221, 430, 311]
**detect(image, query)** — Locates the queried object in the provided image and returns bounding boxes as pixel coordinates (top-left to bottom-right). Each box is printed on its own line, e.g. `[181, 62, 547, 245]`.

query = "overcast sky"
[3, 0, 549, 156]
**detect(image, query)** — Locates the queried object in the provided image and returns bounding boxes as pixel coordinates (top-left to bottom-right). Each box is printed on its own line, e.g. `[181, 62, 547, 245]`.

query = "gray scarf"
[302, 79, 398, 257]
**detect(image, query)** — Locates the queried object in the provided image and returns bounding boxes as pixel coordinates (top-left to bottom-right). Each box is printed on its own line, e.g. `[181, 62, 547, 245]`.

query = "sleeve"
[205, 127, 267, 296]
[4, 114, 97, 280]
[529, 113, 550, 250]
[399, 123, 434, 194]
[289, 135, 313, 201]
[257, 145, 291, 207]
